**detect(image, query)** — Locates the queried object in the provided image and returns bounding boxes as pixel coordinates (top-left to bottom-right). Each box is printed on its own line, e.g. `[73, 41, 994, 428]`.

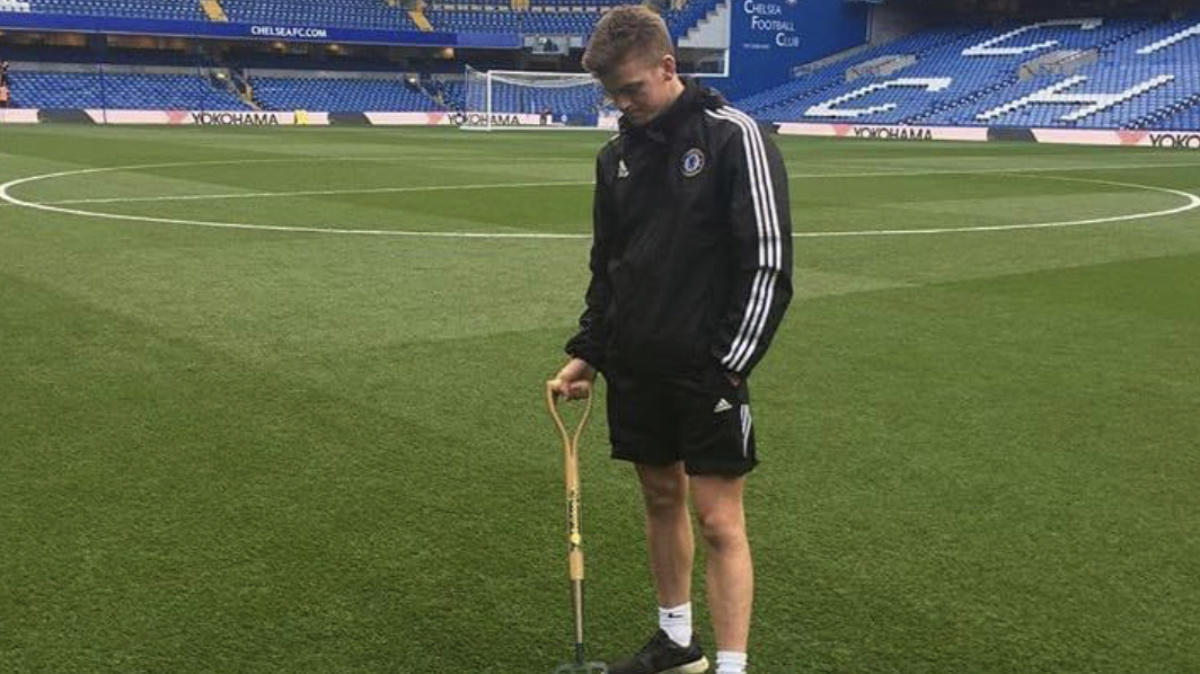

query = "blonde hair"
[582, 5, 674, 77]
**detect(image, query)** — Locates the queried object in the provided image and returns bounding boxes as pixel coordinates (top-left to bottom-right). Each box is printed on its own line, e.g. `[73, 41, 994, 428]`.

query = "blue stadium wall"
[720, 0, 870, 100]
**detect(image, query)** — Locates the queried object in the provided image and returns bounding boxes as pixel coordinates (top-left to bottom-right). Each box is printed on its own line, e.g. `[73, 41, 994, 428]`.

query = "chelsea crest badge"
[681, 148, 706, 178]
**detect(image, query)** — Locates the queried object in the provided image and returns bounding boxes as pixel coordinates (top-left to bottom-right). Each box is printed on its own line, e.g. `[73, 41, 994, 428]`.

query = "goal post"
[462, 66, 611, 131]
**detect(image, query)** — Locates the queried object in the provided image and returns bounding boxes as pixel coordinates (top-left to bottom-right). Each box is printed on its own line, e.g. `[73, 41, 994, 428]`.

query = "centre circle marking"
[2, 158, 1197, 239]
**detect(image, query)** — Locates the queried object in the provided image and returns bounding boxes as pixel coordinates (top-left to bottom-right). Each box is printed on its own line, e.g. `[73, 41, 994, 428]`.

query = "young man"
[0, 61, 10, 109]
[548, 6, 793, 674]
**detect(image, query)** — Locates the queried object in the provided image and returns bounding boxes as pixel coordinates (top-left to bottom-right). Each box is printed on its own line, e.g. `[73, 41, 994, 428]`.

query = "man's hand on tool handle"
[549, 358, 596, 401]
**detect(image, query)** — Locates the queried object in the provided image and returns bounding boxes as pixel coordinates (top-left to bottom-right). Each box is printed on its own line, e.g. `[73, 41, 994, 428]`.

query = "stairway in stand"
[200, 0, 228, 22]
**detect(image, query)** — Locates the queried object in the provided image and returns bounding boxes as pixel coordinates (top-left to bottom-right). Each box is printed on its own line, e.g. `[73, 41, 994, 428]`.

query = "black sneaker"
[609, 629, 710, 674]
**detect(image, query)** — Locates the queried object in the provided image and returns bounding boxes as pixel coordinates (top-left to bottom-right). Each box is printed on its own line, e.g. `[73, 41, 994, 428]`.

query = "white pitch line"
[25, 160, 1200, 207]
[787, 160, 1200, 179]
[796, 175, 1200, 237]
[45, 180, 593, 206]
[2, 158, 1199, 238]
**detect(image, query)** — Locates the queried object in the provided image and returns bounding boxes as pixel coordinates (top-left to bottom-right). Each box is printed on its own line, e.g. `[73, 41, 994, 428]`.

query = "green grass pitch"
[1, 125, 1198, 672]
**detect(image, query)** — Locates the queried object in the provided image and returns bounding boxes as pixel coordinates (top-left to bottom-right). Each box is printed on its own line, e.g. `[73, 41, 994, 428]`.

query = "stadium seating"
[439, 79, 467, 110]
[0, 0, 31, 13]
[8, 0, 719, 51]
[423, 0, 715, 38]
[220, 0, 419, 31]
[252, 75, 441, 112]
[7, 69, 249, 109]
[736, 26, 989, 122]
[24, 0, 204, 20]
[7, 65, 456, 113]
[737, 15, 1200, 130]
[422, 4, 602, 37]
[665, 0, 720, 41]
[487, 82, 602, 115]
[915, 17, 1200, 129]
[14, 0, 714, 40]
[423, 5, 524, 35]
[430, 76, 602, 116]
[6, 8, 1198, 129]
[1147, 100, 1200, 131]
[1113, 15, 1200, 130]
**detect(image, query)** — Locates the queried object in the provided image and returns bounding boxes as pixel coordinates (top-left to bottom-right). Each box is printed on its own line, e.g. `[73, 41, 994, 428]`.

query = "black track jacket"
[566, 79, 793, 379]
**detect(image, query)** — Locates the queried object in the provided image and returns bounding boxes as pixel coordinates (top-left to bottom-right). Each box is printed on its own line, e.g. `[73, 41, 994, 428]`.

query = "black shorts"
[604, 364, 758, 476]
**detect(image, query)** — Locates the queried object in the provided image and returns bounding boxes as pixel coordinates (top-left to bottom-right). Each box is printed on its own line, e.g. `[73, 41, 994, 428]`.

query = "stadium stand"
[3, 3, 1198, 130]
[11, 0, 716, 41]
[917, 17, 1199, 129]
[1146, 98, 1200, 131]
[423, 4, 524, 35]
[438, 78, 468, 110]
[736, 26, 988, 122]
[23, 0, 204, 20]
[220, 0, 419, 31]
[422, 0, 715, 38]
[416, 74, 603, 115]
[664, 0, 720, 41]
[251, 74, 441, 112]
[1114, 15, 1200, 129]
[737, 15, 1200, 130]
[486, 82, 601, 115]
[7, 68, 250, 109]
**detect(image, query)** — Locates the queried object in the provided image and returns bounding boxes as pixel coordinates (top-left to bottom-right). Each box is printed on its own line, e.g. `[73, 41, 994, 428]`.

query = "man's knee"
[696, 507, 747, 550]
[636, 462, 688, 515]
[692, 476, 748, 550]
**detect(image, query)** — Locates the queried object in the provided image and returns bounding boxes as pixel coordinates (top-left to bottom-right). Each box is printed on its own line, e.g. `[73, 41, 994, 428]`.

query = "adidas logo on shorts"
[713, 398, 733, 413]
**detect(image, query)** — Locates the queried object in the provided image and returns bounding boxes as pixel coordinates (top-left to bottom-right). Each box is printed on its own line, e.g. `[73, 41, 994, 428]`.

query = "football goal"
[461, 66, 611, 131]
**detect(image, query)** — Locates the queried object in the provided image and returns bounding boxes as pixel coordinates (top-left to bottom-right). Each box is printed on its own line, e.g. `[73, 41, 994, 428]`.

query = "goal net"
[462, 66, 610, 131]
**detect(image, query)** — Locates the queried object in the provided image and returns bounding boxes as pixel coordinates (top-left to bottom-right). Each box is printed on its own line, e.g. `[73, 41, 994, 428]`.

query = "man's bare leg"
[690, 475, 752, 653]
[635, 462, 693, 608]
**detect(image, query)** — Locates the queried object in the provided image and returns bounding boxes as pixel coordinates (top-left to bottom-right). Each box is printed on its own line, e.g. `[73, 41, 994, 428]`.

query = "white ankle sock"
[658, 602, 692, 647]
[716, 650, 748, 674]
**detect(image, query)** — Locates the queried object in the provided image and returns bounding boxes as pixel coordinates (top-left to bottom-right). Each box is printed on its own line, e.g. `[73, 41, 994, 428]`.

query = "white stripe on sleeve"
[706, 107, 783, 372]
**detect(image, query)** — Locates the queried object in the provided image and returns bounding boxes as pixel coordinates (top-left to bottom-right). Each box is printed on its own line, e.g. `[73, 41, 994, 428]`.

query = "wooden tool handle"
[546, 381, 594, 450]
